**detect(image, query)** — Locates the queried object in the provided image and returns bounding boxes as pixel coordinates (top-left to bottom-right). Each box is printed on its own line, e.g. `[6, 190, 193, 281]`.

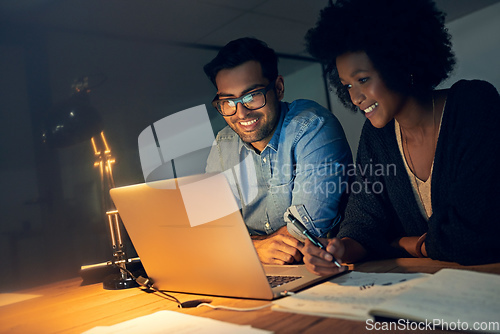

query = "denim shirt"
[206, 99, 352, 237]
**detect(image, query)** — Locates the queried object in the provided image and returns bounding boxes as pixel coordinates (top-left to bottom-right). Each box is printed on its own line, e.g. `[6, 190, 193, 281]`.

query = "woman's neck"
[395, 94, 435, 144]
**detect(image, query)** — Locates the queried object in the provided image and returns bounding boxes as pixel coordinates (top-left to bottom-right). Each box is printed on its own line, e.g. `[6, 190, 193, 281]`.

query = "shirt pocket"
[267, 177, 294, 226]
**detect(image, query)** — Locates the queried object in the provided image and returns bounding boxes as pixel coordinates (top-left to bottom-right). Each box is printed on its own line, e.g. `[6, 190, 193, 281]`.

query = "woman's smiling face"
[336, 51, 407, 128]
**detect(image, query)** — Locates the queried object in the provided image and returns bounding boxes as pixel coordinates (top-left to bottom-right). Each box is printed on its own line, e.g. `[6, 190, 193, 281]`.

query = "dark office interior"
[1, 0, 499, 291]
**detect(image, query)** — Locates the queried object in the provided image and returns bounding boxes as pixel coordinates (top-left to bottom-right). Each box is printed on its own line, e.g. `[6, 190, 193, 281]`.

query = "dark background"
[1, 0, 499, 291]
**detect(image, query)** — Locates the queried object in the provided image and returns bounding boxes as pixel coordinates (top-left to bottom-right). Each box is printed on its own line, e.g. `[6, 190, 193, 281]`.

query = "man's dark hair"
[306, 0, 456, 111]
[204, 37, 279, 87]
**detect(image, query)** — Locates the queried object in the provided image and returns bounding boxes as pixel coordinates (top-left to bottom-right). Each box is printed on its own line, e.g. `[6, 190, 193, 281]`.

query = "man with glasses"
[204, 37, 352, 265]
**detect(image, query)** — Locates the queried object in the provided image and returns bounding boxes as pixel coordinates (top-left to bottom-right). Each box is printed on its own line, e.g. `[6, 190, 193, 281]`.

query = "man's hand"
[252, 226, 304, 265]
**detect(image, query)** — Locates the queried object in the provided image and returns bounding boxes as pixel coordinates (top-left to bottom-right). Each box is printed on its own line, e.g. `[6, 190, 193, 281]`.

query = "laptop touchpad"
[264, 265, 306, 276]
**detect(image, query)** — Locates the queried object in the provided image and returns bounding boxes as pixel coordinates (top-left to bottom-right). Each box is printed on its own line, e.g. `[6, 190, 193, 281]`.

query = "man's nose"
[234, 102, 251, 118]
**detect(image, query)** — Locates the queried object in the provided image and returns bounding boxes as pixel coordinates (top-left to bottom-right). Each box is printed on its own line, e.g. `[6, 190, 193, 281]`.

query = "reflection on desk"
[1, 258, 499, 334]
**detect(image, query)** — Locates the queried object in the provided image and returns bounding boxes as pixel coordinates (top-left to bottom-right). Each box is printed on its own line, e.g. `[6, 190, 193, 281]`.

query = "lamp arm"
[92, 131, 135, 286]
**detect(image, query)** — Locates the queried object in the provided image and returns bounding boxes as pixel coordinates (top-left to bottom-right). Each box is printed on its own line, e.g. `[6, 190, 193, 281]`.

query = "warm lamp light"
[42, 77, 137, 289]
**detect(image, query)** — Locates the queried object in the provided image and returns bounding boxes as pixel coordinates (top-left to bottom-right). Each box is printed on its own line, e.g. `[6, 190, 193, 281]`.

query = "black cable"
[135, 276, 182, 306]
[114, 264, 205, 308]
[112, 263, 271, 311]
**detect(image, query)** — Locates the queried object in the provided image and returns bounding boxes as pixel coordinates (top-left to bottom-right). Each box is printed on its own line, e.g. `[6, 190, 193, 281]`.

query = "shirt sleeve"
[288, 106, 353, 238]
[205, 139, 223, 174]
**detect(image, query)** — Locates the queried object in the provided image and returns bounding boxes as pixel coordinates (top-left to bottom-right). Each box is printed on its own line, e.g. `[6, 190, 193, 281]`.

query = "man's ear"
[275, 75, 285, 101]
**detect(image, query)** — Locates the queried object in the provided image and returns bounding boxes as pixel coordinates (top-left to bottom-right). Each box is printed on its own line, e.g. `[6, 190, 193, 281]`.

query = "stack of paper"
[273, 269, 500, 333]
[371, 269, 500, 333]
[272, 271, 429, 321]
[83, 310, 272, 334]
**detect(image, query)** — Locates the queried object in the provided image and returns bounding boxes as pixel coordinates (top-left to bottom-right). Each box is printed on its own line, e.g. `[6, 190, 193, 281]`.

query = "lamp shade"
[42, 90, 102, 148]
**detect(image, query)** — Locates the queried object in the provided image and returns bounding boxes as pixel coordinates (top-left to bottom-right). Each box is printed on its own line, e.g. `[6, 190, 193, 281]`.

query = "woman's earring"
[410, 73, 414, 86]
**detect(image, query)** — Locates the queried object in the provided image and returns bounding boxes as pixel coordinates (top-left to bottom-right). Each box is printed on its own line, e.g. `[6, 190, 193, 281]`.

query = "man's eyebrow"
[218, 83, 267, 98]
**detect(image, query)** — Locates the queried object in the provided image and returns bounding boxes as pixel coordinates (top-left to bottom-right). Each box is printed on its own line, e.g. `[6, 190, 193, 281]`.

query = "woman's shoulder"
[445, 79, 499, 119]
[448, 79, 499, 102]
[449, 79, 497, 90]
[441, 79, 500, 142]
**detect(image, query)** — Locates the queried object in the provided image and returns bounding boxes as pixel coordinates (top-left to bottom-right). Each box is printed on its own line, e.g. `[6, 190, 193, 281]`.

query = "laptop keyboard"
[267, 275, 302, 288]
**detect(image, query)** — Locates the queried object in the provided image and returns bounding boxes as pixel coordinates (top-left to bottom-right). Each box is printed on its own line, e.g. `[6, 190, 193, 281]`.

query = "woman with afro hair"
[301, 0, 500, 275]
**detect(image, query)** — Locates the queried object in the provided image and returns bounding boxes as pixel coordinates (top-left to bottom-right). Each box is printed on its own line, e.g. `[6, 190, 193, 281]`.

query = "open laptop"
[110, 172, 341, 300]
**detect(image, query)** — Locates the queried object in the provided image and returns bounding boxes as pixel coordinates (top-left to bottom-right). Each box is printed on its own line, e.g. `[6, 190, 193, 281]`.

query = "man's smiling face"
[215, 60, 284, 152]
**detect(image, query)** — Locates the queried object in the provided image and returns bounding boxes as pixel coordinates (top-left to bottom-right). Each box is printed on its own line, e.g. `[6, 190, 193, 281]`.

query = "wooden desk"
[1, 258, 499, 334]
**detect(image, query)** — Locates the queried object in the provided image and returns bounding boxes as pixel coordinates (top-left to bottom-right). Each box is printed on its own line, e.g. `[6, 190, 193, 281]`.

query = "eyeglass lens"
[218, 91, 266, 115]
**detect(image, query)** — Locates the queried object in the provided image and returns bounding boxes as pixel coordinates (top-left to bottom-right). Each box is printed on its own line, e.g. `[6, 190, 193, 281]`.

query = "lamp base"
[79, 257, 144, 286]
[103, 274, 139, 290]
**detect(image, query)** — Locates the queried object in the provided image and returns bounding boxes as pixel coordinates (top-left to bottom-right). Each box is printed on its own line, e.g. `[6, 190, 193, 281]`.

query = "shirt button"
[263, 157, 267, 163]
[265, 222, 270, 228]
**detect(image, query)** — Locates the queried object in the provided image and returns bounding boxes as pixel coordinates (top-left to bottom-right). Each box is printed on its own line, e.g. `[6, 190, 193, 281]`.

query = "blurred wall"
[1, 1, 499, 291]
[0, 25, 318, 290]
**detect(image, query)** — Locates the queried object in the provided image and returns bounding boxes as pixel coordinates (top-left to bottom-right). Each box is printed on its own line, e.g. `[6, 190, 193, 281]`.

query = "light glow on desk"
[0, 293, 41, 307]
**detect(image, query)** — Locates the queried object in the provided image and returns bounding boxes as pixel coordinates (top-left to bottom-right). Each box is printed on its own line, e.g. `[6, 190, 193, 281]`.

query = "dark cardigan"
[337, 80, 500, 265]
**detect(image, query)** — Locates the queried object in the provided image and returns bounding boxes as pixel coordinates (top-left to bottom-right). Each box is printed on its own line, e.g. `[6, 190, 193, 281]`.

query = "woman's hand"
[391, 236, 428, 258]
[302, 238, 346, 276]
[302, 237, 367, 276]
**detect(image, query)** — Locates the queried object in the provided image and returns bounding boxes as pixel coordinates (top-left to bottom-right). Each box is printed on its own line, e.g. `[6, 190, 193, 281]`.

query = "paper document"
[371, 269, 500, 333]
[82, 310, 272, 334]
[272, 271, 429, 321]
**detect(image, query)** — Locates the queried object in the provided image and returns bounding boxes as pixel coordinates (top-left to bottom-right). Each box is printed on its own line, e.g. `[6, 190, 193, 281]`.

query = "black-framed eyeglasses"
[211, 81, 276, 116]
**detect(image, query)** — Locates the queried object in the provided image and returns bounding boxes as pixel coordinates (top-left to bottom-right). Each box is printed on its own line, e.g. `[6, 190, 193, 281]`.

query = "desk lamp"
[42, 77, 137, 289]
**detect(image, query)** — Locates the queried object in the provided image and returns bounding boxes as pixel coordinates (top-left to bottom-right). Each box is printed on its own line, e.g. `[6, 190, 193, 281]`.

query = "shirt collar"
[266, 101, 287, 152]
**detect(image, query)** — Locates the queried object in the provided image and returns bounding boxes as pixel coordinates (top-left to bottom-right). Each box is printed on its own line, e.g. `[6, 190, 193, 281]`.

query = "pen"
[287, 213, 342, 268]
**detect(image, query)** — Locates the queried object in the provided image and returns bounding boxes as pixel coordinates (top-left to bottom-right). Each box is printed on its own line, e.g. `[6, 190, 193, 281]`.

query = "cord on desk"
[117, 264, 272, 311]
[135, 276, 183, 306]
[196, 303, 273, 312]
[115, 264, 184, 307]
